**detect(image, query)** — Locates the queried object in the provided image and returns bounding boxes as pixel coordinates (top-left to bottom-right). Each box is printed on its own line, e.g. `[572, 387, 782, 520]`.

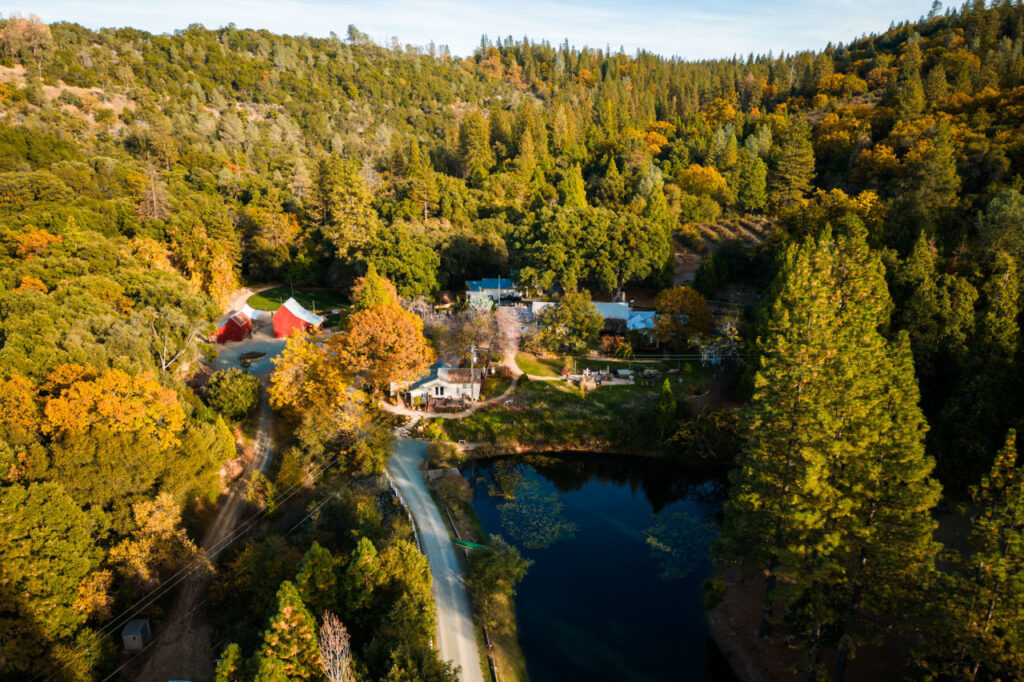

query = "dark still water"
[462, 454, 738, 682]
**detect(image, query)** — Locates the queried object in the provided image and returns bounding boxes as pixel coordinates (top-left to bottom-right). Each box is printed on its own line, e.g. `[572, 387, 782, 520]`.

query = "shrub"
[426, 441, 458, 467]
[435, 473, 472, 508]
[205, 368, 261, 419]
[421, 418, 447, 442]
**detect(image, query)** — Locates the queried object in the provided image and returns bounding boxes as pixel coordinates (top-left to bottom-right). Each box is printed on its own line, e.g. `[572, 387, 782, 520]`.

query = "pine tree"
[655, 379, 676, 441]
[932, 431, 1024, 679]
[892, 118, 960, 251]
[897, 71, 926, 119]
[894, 233, 943, 378]
[735, 149, 768, 212]
[895, 35, 925, 117]
[215, 642, 245, 682]
[458, 109, 494, 185]
[342, 536, 384, 615]
[831, 333, 941, 680]
[978, 251, 1021, 367]
[307, 157, 381, 258]
[559, 163, 587, 209]
[719, 225, 940, 680]
[596, 157, 625, 206]
[407, 140, 439, 220]
[939, 251, 1021, 487]
[295, 541, 338, 616]
[252, 581, 321, 680]
[768, 116, 815, 209]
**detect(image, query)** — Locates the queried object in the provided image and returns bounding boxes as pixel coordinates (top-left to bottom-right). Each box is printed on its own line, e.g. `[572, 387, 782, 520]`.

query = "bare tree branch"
[319, 611, 354, 682]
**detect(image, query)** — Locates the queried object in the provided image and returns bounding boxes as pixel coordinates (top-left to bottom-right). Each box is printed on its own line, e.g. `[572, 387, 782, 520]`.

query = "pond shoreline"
[459, 452, 741, 682]
[435, 440, 735, 479]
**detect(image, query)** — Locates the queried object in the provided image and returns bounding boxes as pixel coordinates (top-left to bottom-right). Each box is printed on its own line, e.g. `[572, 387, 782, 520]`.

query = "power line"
[41, 442, 353, 681]
[98, 483, 351, 682]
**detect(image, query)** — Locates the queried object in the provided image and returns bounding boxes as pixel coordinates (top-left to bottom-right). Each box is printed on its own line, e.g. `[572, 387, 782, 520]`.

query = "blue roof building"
[465, 278, 520, 304]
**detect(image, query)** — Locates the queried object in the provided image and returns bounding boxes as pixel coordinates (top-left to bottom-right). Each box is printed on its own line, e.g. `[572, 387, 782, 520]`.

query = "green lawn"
[515, 352, 565, 377]
[446, 380, 656, 450]
[481, 374, 514, 399]
[445, 359, 717, 452]
[247, 286, 349, 313]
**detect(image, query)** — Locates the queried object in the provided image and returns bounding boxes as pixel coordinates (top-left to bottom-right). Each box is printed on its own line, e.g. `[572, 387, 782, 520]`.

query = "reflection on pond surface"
[462, 454, 738, 682]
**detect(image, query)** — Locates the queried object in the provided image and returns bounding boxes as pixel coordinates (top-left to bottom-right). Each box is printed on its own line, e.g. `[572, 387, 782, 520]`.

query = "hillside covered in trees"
[2, 1, 1024, 679]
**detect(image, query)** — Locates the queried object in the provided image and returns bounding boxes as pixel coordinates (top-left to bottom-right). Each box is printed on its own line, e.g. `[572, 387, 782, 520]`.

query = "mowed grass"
[445, 380, 653, 449]
[446, 359, 716, 451]
[515, 352, 564, 376]
[247, 286, 349, 312]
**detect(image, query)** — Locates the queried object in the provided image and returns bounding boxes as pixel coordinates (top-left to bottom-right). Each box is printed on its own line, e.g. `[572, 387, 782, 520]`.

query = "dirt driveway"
[209, 329, 286, 375]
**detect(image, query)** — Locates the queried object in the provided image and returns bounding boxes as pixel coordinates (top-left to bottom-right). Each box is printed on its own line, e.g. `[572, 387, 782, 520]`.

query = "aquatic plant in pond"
[464, 454, 738, 681]
[645, 511, 717, 581]
[496, 472, 576, 549]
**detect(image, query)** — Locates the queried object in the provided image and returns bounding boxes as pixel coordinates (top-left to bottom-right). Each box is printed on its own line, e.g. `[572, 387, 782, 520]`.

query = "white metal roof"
[592, 302, 630, 321]
[239, 303, 268, 321]
[281, 297, 324, 326]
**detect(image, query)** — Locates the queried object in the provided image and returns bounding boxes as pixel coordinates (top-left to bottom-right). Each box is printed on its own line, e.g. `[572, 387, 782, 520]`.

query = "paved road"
[388, 439, 485, 682]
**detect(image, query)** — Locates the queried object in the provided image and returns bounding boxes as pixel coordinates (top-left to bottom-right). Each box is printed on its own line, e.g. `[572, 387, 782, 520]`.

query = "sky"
[22, 0, 932, 60]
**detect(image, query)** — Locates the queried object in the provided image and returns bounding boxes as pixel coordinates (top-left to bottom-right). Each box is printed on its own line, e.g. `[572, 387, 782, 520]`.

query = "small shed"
[214, 310, 251, 343]
[122, 618, 151, 651]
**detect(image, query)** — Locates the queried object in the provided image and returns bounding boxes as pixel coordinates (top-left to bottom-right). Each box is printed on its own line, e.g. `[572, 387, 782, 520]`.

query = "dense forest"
[2, 0, 1024, 679]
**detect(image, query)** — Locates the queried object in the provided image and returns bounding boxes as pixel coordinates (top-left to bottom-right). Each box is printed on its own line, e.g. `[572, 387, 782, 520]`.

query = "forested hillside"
[2, 1, 1024, 679]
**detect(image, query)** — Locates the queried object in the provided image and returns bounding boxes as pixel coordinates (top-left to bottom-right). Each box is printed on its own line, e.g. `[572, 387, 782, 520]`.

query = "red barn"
[214, 310, 251, 343]
[273, 297, 324, 338]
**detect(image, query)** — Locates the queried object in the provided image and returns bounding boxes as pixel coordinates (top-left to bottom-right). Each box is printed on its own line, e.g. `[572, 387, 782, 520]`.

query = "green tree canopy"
[719, 226, 940, 679]
[205, 368, 261, 420]
[537, 290, 604, 355]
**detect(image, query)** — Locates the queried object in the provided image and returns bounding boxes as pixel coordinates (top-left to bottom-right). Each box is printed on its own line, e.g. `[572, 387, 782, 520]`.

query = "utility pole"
[470, 344, 478, 401]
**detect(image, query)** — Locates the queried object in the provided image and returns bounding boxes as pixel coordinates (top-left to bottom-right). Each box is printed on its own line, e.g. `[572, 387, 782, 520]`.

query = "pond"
[462, 454, 738, 682]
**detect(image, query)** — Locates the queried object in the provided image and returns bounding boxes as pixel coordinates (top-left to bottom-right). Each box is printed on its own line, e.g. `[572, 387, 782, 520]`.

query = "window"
[434, 385, 445, 397]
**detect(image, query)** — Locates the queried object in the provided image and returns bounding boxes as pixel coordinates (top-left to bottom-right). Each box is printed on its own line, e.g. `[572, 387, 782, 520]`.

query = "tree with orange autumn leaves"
[336, 266, 433, 392]
[271, 267, 432, 409]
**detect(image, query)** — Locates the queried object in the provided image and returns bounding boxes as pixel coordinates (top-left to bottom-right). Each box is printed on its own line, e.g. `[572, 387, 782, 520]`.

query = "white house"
[465, 278, 520, 304]
[401, 363, 484, 407]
